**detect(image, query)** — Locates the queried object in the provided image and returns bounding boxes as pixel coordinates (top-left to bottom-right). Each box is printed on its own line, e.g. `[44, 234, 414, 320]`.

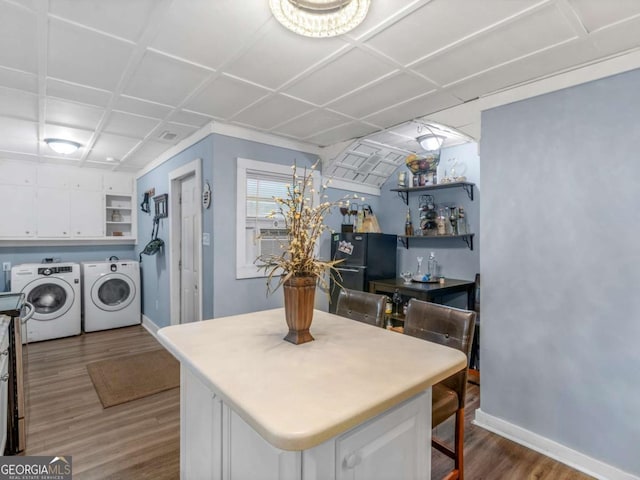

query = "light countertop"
[158, 308, 466, 451]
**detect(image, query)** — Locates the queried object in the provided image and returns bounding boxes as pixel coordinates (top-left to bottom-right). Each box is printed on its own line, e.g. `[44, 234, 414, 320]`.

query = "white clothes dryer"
[10, 263, 81, 343]
[81, 260, 141, 332]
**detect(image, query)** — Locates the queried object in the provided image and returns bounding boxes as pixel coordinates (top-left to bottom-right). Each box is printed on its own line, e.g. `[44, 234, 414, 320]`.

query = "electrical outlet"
[2, 262, 10, 272]
[155, 299, 159, 309]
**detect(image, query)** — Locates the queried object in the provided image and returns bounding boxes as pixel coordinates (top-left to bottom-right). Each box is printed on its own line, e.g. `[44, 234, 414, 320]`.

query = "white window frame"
[236, 157, 321, 279]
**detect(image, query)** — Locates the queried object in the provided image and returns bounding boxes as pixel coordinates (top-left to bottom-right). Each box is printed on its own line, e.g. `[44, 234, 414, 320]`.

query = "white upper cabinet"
[0, 160, 36, 186]
[0, 163, 135, 243]
[0, 185, 36, 237]
[103, 172, 133, 194]
[37, 188, 70, 237]
[70, 190, 104, 237]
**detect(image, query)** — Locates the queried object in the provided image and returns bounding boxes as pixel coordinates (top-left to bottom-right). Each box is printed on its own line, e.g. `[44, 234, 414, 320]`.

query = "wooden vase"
[282, 276, 316, 345]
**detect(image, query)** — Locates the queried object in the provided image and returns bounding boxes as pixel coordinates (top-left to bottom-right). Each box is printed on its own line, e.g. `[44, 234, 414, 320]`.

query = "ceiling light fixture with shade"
[269, 0, 371, 38]
[44, 138, 82, 155]
[416, 134, 444, 152]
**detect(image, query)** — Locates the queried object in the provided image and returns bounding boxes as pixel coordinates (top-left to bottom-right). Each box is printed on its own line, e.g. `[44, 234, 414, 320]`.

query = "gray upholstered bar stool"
[335, 288, 387, 328]
[403, 299, 476, 480]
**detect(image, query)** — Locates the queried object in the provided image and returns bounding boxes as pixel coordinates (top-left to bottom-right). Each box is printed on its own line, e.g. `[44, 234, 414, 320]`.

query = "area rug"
[87, 349, 179, 408]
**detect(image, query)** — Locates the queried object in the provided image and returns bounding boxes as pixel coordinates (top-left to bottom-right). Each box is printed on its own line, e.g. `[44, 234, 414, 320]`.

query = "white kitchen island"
[158, 308, 466, 480]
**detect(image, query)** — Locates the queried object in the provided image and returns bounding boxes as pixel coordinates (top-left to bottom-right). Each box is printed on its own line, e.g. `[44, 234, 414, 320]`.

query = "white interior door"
[180, 174, 199, 323]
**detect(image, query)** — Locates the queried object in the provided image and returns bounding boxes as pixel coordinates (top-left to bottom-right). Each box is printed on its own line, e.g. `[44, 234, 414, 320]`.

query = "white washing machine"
[81, 260, 141, 332]
[10, 263, 81, 343]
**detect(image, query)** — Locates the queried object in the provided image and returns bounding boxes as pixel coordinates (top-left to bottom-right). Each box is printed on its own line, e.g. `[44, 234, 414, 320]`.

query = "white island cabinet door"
[181, 367, 222, 480]
[70, 190, 103, 237]
[335, 391, 431, 480]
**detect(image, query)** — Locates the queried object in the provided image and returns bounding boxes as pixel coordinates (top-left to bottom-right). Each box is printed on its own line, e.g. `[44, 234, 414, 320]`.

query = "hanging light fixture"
[416, 134, 444, 152]
[44, 138, 82, 155]
[269, 0, 371, 38]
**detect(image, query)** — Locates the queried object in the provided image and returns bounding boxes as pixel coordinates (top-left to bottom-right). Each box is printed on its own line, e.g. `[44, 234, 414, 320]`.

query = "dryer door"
[91, 273, 136, 312]
[22, 277, 75, 321]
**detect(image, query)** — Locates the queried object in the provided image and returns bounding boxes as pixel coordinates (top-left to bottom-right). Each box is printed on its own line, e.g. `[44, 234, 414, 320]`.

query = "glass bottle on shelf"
[404, 209, 414, 236]
[457, 207, 467, 234]
[449, 207, 458, 235]
[436, 208, 447, 235]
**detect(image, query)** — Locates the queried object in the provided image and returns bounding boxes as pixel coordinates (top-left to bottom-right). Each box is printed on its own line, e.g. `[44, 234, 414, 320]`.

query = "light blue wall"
[376, 143, 480, 307]
[136, 135, 214, 325]
[0, 245, 135, 292]
[480, 68, 640, 476]
[209, 134, 318, 318]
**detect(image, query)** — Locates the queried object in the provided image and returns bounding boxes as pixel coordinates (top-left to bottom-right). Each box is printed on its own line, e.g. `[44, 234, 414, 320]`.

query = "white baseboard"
[473, 409, 639, 480]
[142, 314, 160, 340]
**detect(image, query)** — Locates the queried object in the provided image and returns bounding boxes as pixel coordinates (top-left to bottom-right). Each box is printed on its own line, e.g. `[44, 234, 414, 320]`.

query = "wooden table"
[369, 277, 475, 310]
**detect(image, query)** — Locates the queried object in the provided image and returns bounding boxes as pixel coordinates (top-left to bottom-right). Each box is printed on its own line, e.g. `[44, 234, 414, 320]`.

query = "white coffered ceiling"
[1, 0, 640, 174]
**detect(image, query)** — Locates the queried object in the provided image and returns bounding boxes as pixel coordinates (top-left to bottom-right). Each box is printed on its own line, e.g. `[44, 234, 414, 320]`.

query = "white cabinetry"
[105, 194, 133, 238]
[36, 188, 70, 237]
[181, 367, 431, 480]
[0, 161, 135, 244]
[70, 190, 104, 237]
[0, 185, 36, 237]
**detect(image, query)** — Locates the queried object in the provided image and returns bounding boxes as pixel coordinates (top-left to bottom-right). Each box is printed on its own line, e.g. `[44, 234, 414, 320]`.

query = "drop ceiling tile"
[305, 122, 378, 146]
[0, 2, 38, 73]
[327, 73, 436, 118]
[103, 111, 160, 138]
[48, 18, 134, 91]
[155, 122, 198, 144]
[283, 48, 396, 105]
[169, 110, 212, 127]
[45, 98, 105, 130]
[0, 67, 37, 93]
[231, 94, 314, 130]
[126, 140, 169, 165]
[365, 0, 538, 66]
[568, 0, 640, 32]
[46, 78, 112, 108]
[225, 23, 347, 89]
[124, 50, 212, 106]
[88, 133, 140, 162]
[151, 1, 272, 69]
[184, 75, 270, 119]
[590, 16, 640, 55]
[50, 0, 157, 41]
[114, 95, 173, 119]
[363, 90, 462, 128]
[349, 0, 420, 39]
[0, 118, 38, 154]
[274, 110, 352, 138]
[413, 4, 577, 86]
[0, 87, 38, 121]
[448, 39, 600, 101]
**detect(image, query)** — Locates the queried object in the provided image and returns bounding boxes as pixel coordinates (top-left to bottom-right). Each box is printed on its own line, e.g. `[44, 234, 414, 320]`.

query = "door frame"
[169, 159, 203, 325]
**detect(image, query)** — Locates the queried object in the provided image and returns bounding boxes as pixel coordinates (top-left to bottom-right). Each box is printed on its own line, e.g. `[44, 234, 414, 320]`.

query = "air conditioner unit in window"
[259, 228, 288, 257]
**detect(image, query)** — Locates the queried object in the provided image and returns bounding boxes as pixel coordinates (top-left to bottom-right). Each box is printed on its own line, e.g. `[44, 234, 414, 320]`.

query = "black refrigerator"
[329, 233, 397, 313]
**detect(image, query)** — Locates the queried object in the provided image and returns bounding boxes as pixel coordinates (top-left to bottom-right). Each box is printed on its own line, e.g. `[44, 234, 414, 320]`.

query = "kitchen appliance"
[329, 233, 397, 313]
[11, 263, 81, 343]
[0, 292, 33, 454]
[81, 260, 141, 332]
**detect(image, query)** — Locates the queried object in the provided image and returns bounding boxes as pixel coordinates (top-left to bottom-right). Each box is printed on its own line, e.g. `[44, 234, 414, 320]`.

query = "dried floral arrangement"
[255, 161, 354, 294]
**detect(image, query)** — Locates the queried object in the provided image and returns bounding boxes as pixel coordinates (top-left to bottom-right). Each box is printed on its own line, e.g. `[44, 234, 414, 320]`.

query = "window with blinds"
[245, 170, 290, 222]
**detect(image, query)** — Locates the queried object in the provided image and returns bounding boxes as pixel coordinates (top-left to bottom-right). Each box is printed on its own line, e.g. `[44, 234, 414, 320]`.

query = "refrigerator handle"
[335, 267, 366, 273]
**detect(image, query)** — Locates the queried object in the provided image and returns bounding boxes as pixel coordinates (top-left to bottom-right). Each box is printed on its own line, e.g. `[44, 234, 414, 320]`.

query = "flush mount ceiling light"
[269, 0, 370, 38]
[417, 134, 444, 152]
[44, 138, 82, 155]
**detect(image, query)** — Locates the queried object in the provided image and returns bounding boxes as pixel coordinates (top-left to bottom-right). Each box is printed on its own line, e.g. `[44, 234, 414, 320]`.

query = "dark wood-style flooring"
[22, 325, 593, 479]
